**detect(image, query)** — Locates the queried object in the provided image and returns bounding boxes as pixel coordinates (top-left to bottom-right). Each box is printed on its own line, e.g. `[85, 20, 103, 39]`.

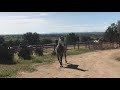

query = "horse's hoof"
[60, 65, 63, 67]
[66, 62, 68, 64]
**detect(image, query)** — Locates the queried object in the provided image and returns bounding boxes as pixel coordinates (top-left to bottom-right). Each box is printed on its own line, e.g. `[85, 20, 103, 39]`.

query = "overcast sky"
[0, 12, 120, 34]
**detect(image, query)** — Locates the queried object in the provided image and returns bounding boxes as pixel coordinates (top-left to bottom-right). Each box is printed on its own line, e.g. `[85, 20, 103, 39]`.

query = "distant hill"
[0, 32, 104, 41]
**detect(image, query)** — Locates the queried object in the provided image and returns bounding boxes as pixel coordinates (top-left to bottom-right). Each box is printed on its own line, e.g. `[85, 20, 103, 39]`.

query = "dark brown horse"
[56, 36, 67, 67]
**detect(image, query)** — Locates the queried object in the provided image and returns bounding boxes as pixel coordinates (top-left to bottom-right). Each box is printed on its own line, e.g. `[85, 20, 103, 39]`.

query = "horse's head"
[57, 36, 65, 47]
[59, 36, 64, 42]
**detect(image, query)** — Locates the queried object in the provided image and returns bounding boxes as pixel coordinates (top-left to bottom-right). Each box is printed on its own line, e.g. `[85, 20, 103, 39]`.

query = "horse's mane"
[58, 36, 65, 46]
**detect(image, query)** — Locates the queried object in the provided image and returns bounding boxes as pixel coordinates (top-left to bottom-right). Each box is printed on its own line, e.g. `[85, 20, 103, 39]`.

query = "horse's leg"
[57, 54, 59, 60]
[64, 51, 67, 64]
[64, 47, 67, 64]
[60, 54, 63, 67]
[57, 54, 61, 66]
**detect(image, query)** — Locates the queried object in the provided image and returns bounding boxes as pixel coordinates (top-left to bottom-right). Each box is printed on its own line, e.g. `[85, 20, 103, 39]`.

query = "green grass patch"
[0, 62, 37, 78]
[31, 55, 55, 64]
[67, 48, 91, 55]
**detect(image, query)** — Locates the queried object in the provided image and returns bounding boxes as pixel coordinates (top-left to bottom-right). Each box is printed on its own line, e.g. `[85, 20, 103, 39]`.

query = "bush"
[0, 36, 5, 44]
[34, 48, 43, 56]
[18, 46, 32, 60]
[0, 44, 14, 64]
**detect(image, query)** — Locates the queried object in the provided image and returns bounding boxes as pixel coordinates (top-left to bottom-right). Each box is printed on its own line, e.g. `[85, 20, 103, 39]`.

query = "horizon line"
[0, 31, 105, 35]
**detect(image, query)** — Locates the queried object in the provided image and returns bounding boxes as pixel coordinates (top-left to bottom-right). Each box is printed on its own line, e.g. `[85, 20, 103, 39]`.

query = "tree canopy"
[104, 21, 120, 42]
[66, 33, 79, 44]
[23, 32, 40, 45]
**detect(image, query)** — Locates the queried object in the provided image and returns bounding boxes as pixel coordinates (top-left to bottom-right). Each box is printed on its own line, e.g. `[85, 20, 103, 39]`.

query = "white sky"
[0, 12, 119, 34]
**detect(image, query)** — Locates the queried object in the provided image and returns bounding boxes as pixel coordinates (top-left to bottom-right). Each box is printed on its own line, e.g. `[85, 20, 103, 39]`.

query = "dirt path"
[18, 49, 120, 78]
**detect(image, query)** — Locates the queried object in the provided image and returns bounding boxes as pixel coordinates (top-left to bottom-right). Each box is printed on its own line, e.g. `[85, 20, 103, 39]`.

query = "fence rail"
[9, 42, 120, 54]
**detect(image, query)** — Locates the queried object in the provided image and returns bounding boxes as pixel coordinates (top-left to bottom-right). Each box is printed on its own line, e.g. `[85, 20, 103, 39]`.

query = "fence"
[41, 42, 120, 52]
[9, 42, 120, 54]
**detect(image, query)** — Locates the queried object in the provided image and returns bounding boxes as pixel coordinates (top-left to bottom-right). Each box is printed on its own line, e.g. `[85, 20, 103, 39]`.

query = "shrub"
[18, 46, 32, 60]
[34, 48, 43, 56]
[0, 36, 5, 44]
[0, 44, 14, 64]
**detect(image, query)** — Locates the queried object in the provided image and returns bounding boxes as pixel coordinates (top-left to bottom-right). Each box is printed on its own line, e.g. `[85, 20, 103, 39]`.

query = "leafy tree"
[13, 39, 21, 46]
[23, 32, 40, 45]
[66, 33, 79, 44]
[80, 36, 92, 42]
[104, 23, 119, 42]
[41, 39, 52, 44]
[0, 36, 5, 44]
[0, 43, 14, 64]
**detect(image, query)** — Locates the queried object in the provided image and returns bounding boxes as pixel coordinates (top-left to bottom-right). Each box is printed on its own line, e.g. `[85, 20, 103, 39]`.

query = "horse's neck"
[58, 40, 64, 46]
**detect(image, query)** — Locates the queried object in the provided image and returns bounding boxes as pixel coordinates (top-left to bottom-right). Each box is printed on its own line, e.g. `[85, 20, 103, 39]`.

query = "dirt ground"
[18, 49, 120, 78]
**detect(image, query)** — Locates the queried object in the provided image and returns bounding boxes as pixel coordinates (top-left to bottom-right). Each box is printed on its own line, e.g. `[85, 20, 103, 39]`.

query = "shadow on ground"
[64, 63, 88, 72]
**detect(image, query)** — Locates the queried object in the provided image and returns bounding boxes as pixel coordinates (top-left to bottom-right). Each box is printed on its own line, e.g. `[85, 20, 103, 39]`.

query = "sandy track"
[18, 49, 120, 78]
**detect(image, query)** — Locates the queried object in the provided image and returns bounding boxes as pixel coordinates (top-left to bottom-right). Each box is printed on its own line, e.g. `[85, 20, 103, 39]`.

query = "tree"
[41, 39, 52, 44]
[13, 39, 21, 46]
[23, 32, 40, 45]
[6, 39, 13, 47]
[0, 36, 5, 44]
[117, 20, 120, 34]
[104, 23, 119, 42]
[80, 36, 92, 42]
[66, 33, 79, 44]
[0, 43, 14, 64]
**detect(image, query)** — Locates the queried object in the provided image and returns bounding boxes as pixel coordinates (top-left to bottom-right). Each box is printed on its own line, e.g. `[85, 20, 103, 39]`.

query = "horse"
[56, 36, 67, 67]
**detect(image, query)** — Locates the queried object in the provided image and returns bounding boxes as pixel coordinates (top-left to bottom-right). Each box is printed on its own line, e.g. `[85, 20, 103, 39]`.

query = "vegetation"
[0, 48, 90, 77]
[1, 32, 104, 42]
[0, 44, 15, 64]
[80, 36, 92, 42]
[0, 36, 5, 44]
[67, 48, 90, 55]
[51, 51, 56, 55]
[66, 33, 79, 44]
[34, 48, 43, 56]
[18, 46, 32, 60]
[5, 39, 21, 47]
[23, 32, 40, 45]
[41, 39, 53, 44]
[104, 21, 120, 43]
